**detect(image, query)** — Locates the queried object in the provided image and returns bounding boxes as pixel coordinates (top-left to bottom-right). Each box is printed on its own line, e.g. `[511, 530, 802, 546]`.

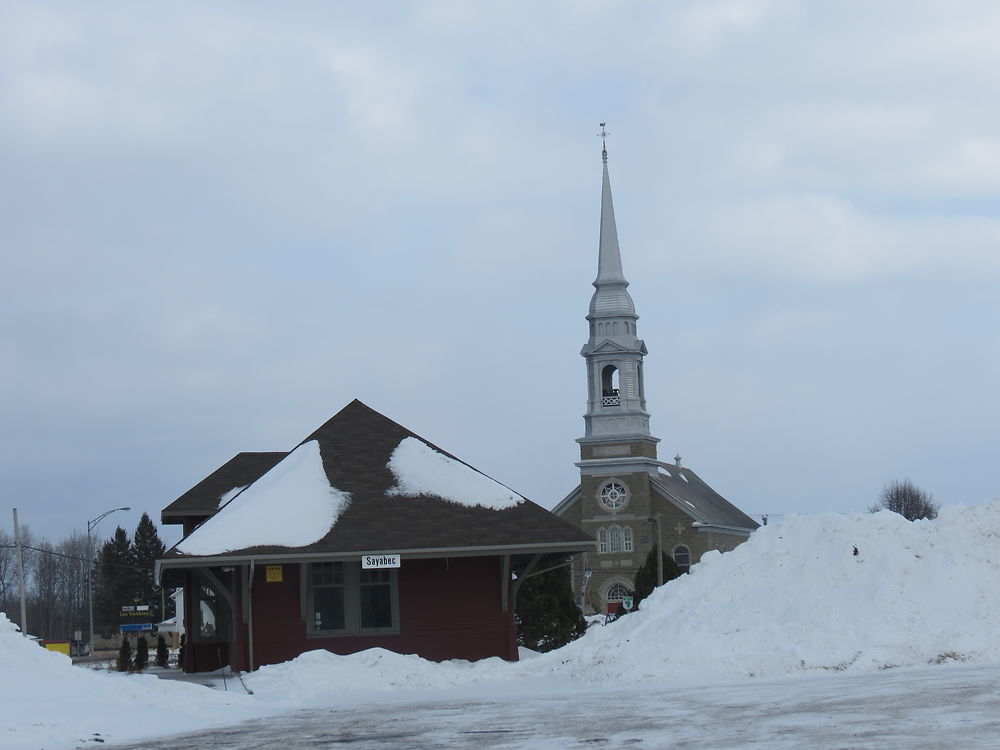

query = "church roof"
[650, 465, 760, 532]
[554, 464, 759, 535]
[160, 400, 593, 567]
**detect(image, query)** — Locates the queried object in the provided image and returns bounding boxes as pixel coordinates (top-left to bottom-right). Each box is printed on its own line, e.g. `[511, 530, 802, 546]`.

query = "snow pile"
[0, 614, 264, 750]
[527, 502, 1000, 682]
[5, 503, 1000, 748]
[241, 502, 1000, 702]
[247, 647, 500, 707]
[177, 440, 350, 554]
[387, 436, 524, 509]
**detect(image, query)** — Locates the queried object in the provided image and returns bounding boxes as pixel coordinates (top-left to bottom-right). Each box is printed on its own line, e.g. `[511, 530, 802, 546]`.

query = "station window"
[308, 562, 399, 636]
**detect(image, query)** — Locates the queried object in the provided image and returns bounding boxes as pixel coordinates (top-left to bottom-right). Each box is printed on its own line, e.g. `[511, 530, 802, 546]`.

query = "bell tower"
[575, 131, 660, 599]
[578, 131, 659, 458]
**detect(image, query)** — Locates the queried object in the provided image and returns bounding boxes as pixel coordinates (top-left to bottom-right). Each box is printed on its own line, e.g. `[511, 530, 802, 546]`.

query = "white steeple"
[579, 132, 656, 446]
[589, 136, 635, 317]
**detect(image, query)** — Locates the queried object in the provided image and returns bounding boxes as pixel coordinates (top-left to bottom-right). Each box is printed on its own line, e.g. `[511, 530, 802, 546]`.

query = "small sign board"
[120, 604, 151, 625]
[265, 565, 283, 583]
[622, 596, 634, 611]
[362, 553, 400, 569]
[120, 623, 153, 633]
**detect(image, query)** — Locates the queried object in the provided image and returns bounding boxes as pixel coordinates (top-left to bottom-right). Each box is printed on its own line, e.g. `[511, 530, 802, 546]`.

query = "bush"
[515, 564, 587, 652]
[116, 637, 132, 672]
[133, 636, 149, 671]
[155, 634, 169, 668]
[870, 479, 939, 521]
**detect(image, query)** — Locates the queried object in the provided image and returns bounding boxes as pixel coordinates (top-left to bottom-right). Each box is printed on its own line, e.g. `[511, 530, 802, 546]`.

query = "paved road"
[109, 662, 1000, 749]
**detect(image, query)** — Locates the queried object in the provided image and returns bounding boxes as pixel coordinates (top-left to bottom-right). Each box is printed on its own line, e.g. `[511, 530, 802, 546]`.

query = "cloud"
[661, 193, 1000, 283]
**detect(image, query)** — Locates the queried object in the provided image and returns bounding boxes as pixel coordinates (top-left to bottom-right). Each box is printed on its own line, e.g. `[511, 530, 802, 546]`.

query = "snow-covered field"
[3, 502, 999, 749]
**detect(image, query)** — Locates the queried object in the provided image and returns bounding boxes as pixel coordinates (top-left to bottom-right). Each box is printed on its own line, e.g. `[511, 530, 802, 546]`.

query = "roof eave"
[157, 539, 596, 579]
[690, 522, 758, 536]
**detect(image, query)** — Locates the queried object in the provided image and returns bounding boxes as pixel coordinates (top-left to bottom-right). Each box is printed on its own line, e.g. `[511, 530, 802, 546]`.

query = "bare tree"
[870, 479, 939, 521]
[0, 529, 15, 615]
[1, 525, 33, 632]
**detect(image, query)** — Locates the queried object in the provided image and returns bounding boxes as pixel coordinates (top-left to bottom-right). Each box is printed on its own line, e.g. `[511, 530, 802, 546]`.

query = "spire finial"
[598, 122, 609, 162]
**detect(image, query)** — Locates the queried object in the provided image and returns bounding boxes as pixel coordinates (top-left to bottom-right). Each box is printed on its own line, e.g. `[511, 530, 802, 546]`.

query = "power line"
[0, 544, 151, 571]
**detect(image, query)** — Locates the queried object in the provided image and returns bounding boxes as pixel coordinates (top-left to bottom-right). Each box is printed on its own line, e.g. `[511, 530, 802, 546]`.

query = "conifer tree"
[116, 636, 132, 672]
[633, 544, 682, 610]
[514, 563, 587, 652]
[134, 635, 149, 671]
[132, 513, 167, 621]
[155, 634, 169, 668]
[95, 527, 135, 636]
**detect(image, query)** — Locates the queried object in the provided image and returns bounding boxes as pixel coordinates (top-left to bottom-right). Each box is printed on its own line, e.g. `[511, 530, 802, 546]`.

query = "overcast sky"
[3, 1, 998, 546]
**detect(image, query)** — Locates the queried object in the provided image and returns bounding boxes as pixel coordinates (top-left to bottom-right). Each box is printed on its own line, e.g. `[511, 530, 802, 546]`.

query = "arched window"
[597, 528, 608, 554]
[674, 545, 691, 573]
[607, 583, 629, 602]
[601, 364, 620, 405]
[609, 526, 623, 553]
[623, 526, 633, 552]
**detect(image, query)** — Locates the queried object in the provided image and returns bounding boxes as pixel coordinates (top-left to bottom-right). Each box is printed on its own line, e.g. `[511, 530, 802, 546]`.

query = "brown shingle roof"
[161, 400, 593, 563]
[160, 451, 287, 525]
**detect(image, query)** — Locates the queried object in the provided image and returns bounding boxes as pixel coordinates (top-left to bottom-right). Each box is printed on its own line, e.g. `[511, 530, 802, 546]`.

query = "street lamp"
[87, 506, 130, 657]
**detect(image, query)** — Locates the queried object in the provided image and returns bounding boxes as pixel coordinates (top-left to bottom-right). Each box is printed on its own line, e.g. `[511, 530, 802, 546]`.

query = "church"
[552, 136, 759, 613]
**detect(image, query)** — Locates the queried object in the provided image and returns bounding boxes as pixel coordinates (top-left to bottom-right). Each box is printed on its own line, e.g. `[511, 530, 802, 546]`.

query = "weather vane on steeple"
[598, 122, 609, 162]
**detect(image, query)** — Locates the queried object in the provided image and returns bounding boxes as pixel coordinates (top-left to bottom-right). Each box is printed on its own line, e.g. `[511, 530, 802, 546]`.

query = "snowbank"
[526, 501, 1000, 682]
[0, 615, 264, 750]
[4, 502, 1000, 748]
[242, 501, 1000, 700]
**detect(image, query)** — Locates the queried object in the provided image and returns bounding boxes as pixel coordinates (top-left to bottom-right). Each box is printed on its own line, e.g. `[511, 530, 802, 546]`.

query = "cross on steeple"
[598, 122, 610, 161]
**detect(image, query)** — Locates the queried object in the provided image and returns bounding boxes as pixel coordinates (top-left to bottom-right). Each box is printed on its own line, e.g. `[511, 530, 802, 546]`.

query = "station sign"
[120, 604, 151, 625]
[362, 553, 400, 569]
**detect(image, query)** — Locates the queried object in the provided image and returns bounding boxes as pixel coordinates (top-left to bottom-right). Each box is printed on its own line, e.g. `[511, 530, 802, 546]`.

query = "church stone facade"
[553, 141, 759, 613]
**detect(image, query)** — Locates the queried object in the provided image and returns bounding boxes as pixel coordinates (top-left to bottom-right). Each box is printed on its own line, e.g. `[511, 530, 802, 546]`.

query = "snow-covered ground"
[3, 502, 999, 749]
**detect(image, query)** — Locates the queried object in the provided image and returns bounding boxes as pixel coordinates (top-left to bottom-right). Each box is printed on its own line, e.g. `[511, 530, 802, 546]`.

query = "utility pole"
[12, 508, 27, 637]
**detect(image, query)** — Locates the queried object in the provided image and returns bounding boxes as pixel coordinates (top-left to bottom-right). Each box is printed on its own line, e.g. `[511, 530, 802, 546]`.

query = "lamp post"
[87, 506, 130, 657]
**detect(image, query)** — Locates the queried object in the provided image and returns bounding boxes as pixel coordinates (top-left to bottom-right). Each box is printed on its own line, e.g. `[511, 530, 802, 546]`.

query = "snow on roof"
[386, 436, 524, 510]
[219, 484, 246, 505]
[176, 440, 349, 555]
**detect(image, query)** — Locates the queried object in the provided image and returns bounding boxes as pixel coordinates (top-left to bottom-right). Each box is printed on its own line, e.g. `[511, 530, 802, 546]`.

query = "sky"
[2, 1, 998, 546]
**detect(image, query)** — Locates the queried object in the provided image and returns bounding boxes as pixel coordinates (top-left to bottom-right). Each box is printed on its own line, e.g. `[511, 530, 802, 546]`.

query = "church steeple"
[579, 135, 657, 448]
[592, 138, 632, 301]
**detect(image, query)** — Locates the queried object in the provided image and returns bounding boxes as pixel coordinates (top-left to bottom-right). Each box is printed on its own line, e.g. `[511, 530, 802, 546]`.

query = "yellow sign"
[265, 565, 283, 583]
